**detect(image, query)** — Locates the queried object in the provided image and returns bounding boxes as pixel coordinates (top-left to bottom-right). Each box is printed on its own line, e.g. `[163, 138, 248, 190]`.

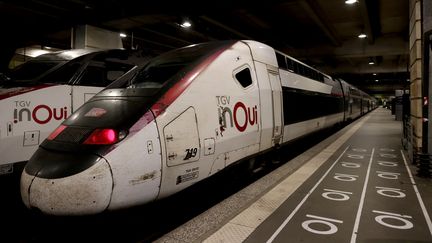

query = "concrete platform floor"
[156, 108, 432, 243]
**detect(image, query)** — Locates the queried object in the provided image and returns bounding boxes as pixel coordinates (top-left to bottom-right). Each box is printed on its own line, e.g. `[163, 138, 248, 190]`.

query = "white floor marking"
[350, 148, 375, 243]
[265, 146, 350, 243]
[203, 115, 370, 243]
[401, 150, 432, 237]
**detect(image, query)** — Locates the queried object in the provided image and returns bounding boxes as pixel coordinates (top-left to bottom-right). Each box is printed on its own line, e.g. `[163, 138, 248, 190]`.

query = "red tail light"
[47, 125, 67, 140]
[83, 129, 119, 145]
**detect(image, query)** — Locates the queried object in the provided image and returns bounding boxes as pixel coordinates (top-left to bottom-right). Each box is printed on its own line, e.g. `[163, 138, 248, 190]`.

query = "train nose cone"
[20, 158, 113, 215]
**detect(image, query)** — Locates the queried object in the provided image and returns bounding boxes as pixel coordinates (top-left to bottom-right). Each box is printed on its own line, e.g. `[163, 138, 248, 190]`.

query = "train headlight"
[83, 128, 127, 145]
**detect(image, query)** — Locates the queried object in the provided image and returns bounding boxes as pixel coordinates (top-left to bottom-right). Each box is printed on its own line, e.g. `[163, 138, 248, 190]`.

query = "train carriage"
[0, 49, 147, 176]
[20, 40, 375, 215]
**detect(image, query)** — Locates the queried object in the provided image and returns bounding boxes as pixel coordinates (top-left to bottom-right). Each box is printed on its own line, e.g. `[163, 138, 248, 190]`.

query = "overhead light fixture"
[180, 21, 192, 28]
[375, 79, 379, 82]
[368, 57, 375, 65]
[119, 33, 127, 38]
[358, 33, 367, 38]
[345, 0, 358, 4]
[373, 73, 377, 75]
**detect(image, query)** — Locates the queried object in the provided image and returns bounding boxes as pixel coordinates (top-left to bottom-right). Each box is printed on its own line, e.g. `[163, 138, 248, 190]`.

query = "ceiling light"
[180, 21, 192, 28]
[358, 33, 367, 38]
[369, 61, 375, 65]
[373, 73, 377, 75]
[119, 33, 127, 38]
[375, 79, 379, 82]
[345, 0, 358, 4]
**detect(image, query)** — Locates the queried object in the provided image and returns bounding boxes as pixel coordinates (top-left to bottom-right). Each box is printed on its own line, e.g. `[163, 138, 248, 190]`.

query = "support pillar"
[409, 0, 423, 161]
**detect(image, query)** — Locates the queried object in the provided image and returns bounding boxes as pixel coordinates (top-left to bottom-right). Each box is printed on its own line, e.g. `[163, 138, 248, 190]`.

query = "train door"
[267, 69, 283, 145]
[163, 107, 200, 168]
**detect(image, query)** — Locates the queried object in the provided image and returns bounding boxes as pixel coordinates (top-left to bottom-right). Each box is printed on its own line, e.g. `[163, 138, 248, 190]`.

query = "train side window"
[305, 67, 311, 78]
[276, 53, 287, 70]
[293, 62, 299, 74]
[287, 59, 294, 72]
[234, 67, 253, 88]
[309, 69, 315, 79]
[298, 64, 304, 76]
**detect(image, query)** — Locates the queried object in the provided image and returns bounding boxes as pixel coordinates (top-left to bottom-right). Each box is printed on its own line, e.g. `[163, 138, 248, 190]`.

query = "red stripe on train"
[0, 84, 55, 100]
[150, 44, 232, 117]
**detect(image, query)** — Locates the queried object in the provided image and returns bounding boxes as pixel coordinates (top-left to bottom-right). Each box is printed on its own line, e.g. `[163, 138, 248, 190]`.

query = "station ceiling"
[0, 0, 409, 97]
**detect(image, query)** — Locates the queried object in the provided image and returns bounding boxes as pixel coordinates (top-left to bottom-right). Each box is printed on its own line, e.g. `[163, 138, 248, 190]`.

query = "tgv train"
[0, 49, 147, 175]
[20, 40, 376, 215]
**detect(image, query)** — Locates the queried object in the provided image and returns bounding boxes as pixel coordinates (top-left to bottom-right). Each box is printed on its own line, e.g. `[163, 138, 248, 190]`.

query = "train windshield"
[3, 60, 65, 82]
[0, 52, 75, 87]
[107, 41, 235, 91]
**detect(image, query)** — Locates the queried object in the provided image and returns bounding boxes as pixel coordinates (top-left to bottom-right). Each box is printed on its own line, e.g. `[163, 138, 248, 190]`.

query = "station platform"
[156, 108, 432, 243]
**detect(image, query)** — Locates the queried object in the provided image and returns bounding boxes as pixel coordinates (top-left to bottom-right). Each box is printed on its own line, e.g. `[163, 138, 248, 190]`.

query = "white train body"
[20, 40, 375, 215]
[0, 49, 143, 175]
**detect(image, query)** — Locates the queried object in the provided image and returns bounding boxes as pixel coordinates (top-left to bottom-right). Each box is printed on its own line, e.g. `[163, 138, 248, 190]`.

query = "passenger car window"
[234, 68, 253, 88]
[276, 53, 287, 69]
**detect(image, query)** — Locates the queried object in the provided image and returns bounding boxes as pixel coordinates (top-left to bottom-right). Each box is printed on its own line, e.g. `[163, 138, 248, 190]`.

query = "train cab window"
[78, 62, 107, 87]
[130, 64, 184, 89]
[276, 53, 287, 70]
[234, 67, 253, 88]
[77, 61, 132, 87]
[38, 62, 82, 84]
[8, 60, 64, 81]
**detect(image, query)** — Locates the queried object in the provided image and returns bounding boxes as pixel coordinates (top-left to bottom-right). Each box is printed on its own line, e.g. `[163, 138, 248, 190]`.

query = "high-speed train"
[20, 40, 376, 215]
[0, 49, 149, 176]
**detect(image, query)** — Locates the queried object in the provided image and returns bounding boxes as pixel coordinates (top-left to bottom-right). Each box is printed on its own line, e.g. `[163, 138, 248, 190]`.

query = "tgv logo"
[13, 100, 68, 125]
[216, 96, 258, 132]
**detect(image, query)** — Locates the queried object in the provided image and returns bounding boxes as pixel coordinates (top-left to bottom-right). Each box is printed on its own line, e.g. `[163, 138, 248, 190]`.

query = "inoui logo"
[13, 100, 68, 125]
[216, 96, 258, 132]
